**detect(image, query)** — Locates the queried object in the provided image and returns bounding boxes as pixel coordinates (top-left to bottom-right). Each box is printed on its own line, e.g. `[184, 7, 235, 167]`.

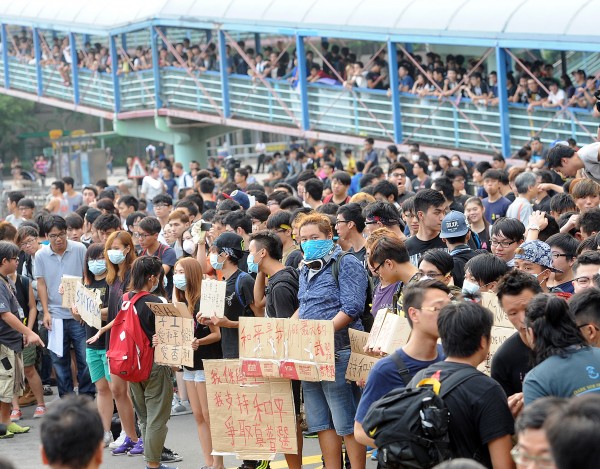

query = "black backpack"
[331, 252, 375, 332]
[362, 366, 480, 469]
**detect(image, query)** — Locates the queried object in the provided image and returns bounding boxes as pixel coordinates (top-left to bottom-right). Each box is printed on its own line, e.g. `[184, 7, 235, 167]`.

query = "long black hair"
[525, 293, 587, 365]
[129, 256, 164, 295]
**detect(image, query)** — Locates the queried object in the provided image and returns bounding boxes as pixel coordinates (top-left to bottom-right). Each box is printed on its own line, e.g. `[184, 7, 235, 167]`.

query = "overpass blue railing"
[3, 56, 598, 153]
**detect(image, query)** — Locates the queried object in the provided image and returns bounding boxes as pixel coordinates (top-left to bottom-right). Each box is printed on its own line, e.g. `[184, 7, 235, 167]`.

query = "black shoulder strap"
[439, 367, 481, 399]
[331, 252, 348, 285]
[390, 351, 414, 386]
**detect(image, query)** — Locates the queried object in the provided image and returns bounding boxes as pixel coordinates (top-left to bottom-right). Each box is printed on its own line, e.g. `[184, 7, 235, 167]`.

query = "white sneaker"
[103, 431, 114, 448]
[109, 430, 126, 449]
[170, 399, 192, 416]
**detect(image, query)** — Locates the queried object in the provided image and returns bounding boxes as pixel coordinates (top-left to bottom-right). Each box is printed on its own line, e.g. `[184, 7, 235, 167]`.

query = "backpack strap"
[235, 271, 248, 307]
[439, 367, 482, 399]
[331, 252, 349, 286]
[390, 351, 414, 386]
[125, 291, 150, 305]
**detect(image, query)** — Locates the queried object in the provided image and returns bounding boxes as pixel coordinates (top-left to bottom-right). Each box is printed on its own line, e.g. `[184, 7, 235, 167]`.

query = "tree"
[0, 95, 36, 163]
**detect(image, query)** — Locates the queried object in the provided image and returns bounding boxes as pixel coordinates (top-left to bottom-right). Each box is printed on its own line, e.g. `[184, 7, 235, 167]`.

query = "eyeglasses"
[20, 239, 36, 248]
[418, 306, 444, 313]
[154, 203, 170, 208]
[365, 220, 381, 225]
[134, 232, 153, 239]
[573, 276, 592, 287]
[390, 173, 406, 179]
[267, 201, 279, 207]
[510, 447, 555, 469]
[372, 262, 385, 274]
[490, 239, 516, 248]
[551, 252, 574, 259]
[578, 323, 600, 331]
[48, 232, 67, 240]
[335, 220, 350, 226]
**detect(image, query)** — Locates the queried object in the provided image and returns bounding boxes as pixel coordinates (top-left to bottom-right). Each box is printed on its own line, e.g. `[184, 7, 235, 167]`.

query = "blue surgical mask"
[163, 275, 168, 288]
[150, 279, 159, 292]
[88, 259, 107, 276]
[461, 279, 480, 296]
[173, 273, 187, 291]
[247, 253, 260, 274]
[301, 239, 334, 261]
[107, 249, 126, 265]
[210, 253, 224, 271]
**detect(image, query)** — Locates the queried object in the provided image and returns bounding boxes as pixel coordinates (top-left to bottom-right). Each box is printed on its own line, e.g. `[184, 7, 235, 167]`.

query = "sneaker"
[111, 436, 135, 456]
[33, 406, 46, 418]
[371, 449, 378, 461]
[147, 465, 179, 469]
[128, 437, 144, 456]
[0, 430, 13, 439]
[73, 386, 79, 395]
[43, 385, 53, 396]
[103, 430, 114, 448]
[7, 422, 30, 434]
[10, 409, 22, 422]
[161, 447, 183, 463]
[109, 430, 127, 449]
[170, 400, 192, 416]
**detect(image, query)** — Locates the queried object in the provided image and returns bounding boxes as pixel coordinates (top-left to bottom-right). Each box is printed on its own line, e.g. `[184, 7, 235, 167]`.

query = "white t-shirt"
[547, 89, 566, 105]
[578, 142, 600, 182]
[141, 176, 164, 201]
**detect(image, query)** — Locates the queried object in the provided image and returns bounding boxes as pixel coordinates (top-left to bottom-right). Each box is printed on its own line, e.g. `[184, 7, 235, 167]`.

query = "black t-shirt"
[505, 192, 516, 202]
[285, 249, 303, 269]
[454, 194, 470, 210]
[450, 247, 478, 288]
[533, 195, 551, 213]
[410, 362, 514, 468]
[491, 331, 532, 397]
[222, 270, 255, 359]
[186, 302, 222, 371]
[14, 275, 33, 331]
[85, 278, 110, 350]
[265, 267, 299, 319]
[405, 235, 447, 266]
[348, 246, 367, 265]
[106, 272, 131, 346]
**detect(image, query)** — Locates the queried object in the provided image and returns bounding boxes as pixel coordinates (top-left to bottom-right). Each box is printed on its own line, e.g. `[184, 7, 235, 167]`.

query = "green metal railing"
[4, 58, 600, 153]
[79, 69, 114, 110]
[119, 70, 156, 111]
[161, 67, 223, 114]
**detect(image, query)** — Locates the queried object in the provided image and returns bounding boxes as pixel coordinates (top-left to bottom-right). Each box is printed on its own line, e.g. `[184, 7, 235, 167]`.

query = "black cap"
[212, 232, 244, 260]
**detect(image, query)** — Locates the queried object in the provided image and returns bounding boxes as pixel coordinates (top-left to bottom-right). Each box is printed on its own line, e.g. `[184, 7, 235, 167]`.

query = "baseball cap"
[222, 190, 250, 210]
[212, 232, 245, 260]
[440, 211, 469, 238]
[513, 240, 562, 273]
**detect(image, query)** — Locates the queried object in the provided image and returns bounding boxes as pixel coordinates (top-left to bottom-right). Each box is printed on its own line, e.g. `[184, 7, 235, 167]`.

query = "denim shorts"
[183, 369, 206, 383]
[302, 348, 360, 436]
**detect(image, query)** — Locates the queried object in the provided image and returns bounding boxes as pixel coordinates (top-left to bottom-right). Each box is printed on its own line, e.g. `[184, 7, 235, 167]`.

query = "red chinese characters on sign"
[204, 359, 297, 458]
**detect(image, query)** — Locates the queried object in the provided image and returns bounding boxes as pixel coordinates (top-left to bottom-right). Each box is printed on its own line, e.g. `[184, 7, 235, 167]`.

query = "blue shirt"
[34, 240, 87, 320]
[355, 345, 444, 423]
[523, 346, 600, 405]
[298, 246, 367, 351]
[482, 196, 512, 224]
[349, 172, 363, 196]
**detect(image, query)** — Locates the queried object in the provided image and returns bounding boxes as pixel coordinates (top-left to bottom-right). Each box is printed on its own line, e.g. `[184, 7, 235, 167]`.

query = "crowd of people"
[2, 135, 600, 469]
[7, 31, 600, 112]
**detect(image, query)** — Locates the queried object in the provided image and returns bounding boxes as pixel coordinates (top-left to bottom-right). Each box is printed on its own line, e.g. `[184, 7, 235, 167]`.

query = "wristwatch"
[527, 224, 540, 231]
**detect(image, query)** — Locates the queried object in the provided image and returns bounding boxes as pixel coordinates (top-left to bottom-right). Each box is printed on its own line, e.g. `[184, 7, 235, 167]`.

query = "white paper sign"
[74, 284, 102, 329]
[199, 279, 227, 318]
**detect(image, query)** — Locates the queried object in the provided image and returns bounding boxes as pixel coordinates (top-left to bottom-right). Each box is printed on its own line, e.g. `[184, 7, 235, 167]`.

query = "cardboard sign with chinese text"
[74, 283, 102, 329]
[365, 308, 411, 355]
[61, 276, 82, 308]
[199, 279, 227, 318]
[477, 293, 515, 375]
[345, 329, 380, 382]
[204, 359, 297, 459]
[149, 302, 194, 367]
[239, 317, 335, 382]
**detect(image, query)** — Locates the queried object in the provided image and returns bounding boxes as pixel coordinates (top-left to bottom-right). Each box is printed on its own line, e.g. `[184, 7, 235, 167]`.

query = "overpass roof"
[3, 0, 600, 48]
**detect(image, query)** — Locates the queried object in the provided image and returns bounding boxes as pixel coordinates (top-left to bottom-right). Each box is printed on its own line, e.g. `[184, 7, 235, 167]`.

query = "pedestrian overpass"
[1, 0, 600, 166]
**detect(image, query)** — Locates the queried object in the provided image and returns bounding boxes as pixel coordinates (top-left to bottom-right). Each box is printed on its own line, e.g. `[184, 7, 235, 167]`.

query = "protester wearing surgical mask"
[462, 253, 510, 298]
[205, 232, 262, 359]
[182, 229, 196, 257]
[513, 240, 563, 293]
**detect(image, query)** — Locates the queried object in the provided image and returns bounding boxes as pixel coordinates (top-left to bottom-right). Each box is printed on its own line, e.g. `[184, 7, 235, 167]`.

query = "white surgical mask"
[451, 160, 460, 167]
[462, 279, 480, 296]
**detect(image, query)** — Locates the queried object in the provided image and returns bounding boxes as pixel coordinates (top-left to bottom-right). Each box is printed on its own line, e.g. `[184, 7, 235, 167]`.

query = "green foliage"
[0, 95, 36, 161]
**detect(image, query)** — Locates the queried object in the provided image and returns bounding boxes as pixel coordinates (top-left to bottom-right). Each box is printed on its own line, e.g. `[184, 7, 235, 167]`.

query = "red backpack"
[107, 291, 153, 382]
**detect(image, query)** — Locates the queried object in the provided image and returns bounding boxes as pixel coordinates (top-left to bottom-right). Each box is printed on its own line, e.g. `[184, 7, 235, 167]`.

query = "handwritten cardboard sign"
[365, 308, 411, 355]
[239, 317, 335, 382]
[199, 279, 227, 318]
[204, 359, 297, 459]
[345, 329, 380, 382]
[61, 276, 82, 308]
[148, 302, 194, 367]
[74, 283, 102, 329]
[477, 293, 515, 375]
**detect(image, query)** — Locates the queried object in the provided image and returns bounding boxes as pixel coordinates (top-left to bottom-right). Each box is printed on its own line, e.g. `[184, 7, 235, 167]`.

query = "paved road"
[3, 390, 377, 469]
